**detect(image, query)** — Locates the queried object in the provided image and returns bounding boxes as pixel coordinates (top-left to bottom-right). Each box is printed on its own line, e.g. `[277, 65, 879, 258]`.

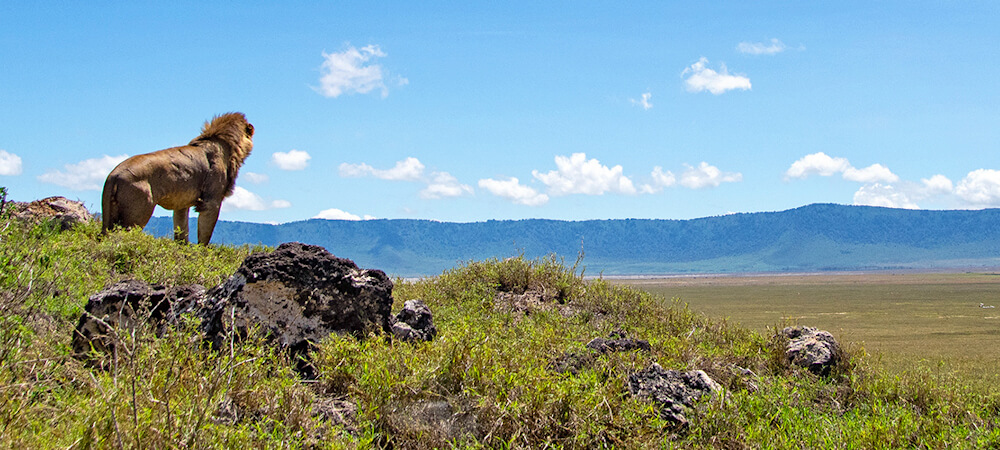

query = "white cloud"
[785, 152, 852, 179]
[315, 44, 407, 98]
[221, 186, 291, 211]
[271, 150, 311, 171]
[640, 166, 677, 193]
[533, 153, 637, 195]
[243, 172, 269, 184]
[921, 174, 953, 196]
[631, 92, 652, 110]
[682, 57, 751, 95]
[737, 38, 788, 55]
[421, 172, 473, 199]
[786, 152, 899, 184]
[313, 208, 374, 221]
[843, 163, 899, 184]
[339, 157, 425, 181]
[37, 154, 128, 191]
[0, 150, 23, 176]
[678, 162, 743, 189]
[853, 184, 919, 209]
[955, 169, 1000, 207]
[478, 177, 549, 206]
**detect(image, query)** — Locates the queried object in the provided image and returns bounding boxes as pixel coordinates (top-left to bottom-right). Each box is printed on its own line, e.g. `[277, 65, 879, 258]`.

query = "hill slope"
[147, 203, 1000, 276]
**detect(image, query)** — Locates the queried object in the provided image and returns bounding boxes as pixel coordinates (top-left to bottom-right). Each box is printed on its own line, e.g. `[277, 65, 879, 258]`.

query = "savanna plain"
[614, 272, 1000, 389]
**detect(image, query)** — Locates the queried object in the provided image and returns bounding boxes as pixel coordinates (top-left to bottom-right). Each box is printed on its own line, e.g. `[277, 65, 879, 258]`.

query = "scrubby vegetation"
[1, 190, 999, 448]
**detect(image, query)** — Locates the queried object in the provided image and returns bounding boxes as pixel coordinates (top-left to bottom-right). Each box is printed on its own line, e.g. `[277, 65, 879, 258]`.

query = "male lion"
[102, 112, 254, 245]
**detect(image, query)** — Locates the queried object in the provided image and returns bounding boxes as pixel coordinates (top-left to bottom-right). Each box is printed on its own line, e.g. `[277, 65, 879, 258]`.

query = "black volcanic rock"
[73, 243, 395, 375]
[200, 242, 395, 353]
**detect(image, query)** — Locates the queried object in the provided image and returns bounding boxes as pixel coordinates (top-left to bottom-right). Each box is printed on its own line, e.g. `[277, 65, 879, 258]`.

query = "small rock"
[626, 363, 721, 426]
[586, 330, 652, 354]
[782, 326, 840, 375]
[391, 299, 437, 342]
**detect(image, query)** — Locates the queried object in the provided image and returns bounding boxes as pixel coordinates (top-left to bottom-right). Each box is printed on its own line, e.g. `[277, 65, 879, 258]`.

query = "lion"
[102, 112, 254, 245]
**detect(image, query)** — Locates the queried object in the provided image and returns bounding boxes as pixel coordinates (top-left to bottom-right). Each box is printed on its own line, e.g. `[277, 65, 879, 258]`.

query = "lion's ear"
[245, 123, 254, 137]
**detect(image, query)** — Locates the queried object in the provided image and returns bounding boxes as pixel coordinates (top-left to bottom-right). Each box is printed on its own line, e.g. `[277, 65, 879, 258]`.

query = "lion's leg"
[196, 202, 221, 245]
[173, 208, 190, 243]
[117, 183, 156, 230]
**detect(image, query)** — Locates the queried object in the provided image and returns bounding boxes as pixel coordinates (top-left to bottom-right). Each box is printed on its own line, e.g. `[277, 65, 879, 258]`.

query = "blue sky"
[1, 2, 998, 223]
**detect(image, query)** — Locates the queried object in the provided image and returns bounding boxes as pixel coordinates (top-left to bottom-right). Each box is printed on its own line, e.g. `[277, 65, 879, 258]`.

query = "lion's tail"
[101, 176, 120, 234]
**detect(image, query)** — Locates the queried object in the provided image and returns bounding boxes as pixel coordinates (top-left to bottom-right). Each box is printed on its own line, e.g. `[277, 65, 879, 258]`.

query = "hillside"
[147, 203, 1000, 277]
[3, 201, 999, 447]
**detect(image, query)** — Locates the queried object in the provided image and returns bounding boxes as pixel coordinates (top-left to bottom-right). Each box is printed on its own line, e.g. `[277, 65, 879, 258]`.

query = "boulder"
[626, 364, 721, 426]
[199, 242, 395, 354]
[12, 196, 93, 230]
[391, 299, 437, 342]
[72, 280, 206, 357]
[782, 326, 840, 375]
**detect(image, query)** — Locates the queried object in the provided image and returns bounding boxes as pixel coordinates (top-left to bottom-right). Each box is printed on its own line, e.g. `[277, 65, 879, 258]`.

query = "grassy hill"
[2, 198, 999, 447]
[147, 204, 1000, 277]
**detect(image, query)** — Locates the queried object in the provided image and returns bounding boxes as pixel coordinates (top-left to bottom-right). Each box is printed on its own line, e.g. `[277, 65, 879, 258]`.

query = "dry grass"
[614, 272, 1000, 390]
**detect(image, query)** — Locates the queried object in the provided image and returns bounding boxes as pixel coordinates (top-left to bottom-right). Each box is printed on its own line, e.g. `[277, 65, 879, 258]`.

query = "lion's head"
[194, 112, 255, 196]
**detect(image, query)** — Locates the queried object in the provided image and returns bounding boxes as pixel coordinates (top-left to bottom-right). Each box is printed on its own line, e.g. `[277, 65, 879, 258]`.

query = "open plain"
[613, 271, 1000, 388]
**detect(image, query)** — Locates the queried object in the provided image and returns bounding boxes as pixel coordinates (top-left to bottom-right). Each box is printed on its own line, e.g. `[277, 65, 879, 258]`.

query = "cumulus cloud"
[271, 150, 311, 171]
[0, 150, 23, 176]
[631, 92, 653, 110]
[242, 172, 270, 184]
[737, 38, 788, 55]
[315, 44, 407, 98]
[853, 183, 919, 209]
[843, 164, 899, 184]
[478, 177, 549, 206]
[37, 154, 127, 191]
[533, 153, 637, 195]
[682, 57, 751, 95]
[679, 162, 743, 189]
[313, 208, 375, 221]
[640, 166, 677, 193]
[221, 186, 291, 211]
[421, 172, 474, 199]
[955, 169, 1000, 207]
[785, 152, 851, 179]
[786, 152, 899, 184]
[340, 157, 471, 200]
[340, 157, 425, 181]
[922, 174, 954, 196]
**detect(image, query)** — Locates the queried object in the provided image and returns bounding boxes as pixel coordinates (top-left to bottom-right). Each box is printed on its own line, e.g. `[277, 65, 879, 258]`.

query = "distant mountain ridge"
[145, 204, 1000, 277]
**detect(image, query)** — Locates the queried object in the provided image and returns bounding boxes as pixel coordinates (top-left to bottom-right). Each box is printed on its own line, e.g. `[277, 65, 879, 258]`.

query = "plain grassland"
[613, 272, 1000, 388]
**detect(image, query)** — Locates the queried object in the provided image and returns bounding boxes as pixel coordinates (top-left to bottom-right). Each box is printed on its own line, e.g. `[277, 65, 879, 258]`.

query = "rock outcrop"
[11, 196, 93, 230]
[626, 364, 722, 426]
[782, 326, 840, 375]
[73, 243, 396, 373]
[199, 242, 394, 353]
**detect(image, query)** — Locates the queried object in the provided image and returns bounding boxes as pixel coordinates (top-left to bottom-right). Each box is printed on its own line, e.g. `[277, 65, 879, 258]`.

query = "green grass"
[2, 191, 999, 448]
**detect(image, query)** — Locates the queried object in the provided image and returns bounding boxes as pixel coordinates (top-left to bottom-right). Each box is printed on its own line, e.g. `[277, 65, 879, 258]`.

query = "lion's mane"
[101, 112, 254, 244]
